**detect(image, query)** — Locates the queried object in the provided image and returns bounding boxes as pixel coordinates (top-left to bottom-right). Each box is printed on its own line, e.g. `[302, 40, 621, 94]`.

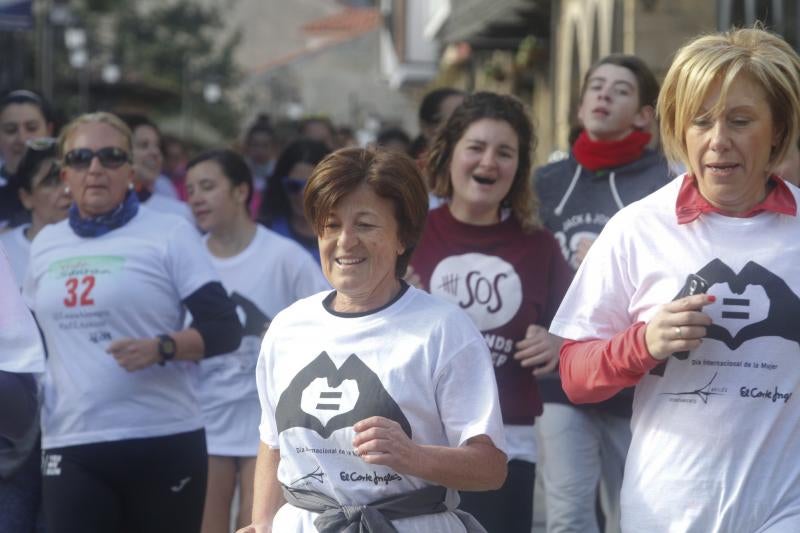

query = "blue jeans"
[535, 403, 631, 533]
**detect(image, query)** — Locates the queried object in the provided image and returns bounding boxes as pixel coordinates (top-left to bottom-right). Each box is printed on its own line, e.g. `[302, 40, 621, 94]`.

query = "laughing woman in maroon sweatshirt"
[409, 92, 573, 533]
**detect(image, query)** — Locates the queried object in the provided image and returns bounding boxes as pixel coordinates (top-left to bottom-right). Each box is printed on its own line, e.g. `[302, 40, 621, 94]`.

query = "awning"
[436, 0, 549, 49]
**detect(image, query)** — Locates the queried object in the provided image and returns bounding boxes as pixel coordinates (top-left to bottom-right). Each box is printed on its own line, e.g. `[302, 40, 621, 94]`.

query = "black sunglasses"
[64, 147, 130, 170]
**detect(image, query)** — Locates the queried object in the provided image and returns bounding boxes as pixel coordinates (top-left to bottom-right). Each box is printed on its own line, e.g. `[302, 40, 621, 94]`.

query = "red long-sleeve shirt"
[558, 322, 661, 403]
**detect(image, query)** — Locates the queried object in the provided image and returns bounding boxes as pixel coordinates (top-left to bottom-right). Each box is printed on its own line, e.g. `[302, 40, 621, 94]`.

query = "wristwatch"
[157, 334, 177, 366]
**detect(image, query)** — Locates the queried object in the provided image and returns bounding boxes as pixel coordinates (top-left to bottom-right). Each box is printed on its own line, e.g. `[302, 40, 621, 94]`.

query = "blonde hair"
[58, 112, 133, 158]
[658, 27, 800, 171]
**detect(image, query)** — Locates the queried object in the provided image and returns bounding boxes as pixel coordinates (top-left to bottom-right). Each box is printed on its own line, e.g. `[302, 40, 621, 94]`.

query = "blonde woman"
[24, 112, 242, 532]
[554, 28, 800, 531]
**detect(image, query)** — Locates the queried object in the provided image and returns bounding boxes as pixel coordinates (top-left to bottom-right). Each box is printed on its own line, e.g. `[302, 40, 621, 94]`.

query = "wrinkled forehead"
[65, 122, 130, 152]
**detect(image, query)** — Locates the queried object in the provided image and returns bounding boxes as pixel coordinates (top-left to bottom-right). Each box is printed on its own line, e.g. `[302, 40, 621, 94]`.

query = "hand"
[514, 324, 561, 376]
[574, 237, 595, 267]
[106, 337, 161, 371]
[645, 294, 715, 360]
[353, 416, 421, 476]
[404, 265, 424, 290]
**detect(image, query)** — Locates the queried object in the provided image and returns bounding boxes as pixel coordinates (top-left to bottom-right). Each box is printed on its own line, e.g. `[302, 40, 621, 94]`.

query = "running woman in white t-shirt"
[238, 148, 507, 533]
[186, 149, 329, 533]
[554, 29, 800, 532]
[24, 112, 243, 533]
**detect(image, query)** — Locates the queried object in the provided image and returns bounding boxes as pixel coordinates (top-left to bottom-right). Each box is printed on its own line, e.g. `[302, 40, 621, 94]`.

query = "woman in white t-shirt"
[0, 137, 71, 285]
[185, 149, 329, 533]
[553, 28, 800, 532]
[24, 112, 243, 533]
[238, 147, 507, 533]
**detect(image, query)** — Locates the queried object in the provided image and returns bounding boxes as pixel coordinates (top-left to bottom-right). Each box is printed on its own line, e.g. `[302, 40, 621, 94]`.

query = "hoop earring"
[64, 185, 70, 194]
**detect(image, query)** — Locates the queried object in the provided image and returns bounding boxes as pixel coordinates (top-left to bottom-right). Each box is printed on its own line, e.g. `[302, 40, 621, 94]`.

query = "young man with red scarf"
[533, 55, 672, 533]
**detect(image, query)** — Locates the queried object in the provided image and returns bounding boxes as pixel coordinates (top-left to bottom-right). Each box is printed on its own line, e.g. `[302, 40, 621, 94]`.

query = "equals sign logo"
[316, 391, 343, 411]
[721, 298, 750, 320]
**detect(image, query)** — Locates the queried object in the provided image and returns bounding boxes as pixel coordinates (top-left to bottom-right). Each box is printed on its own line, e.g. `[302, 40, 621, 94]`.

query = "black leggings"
[458, 459, 535, 533]
[42, 429, 207, 533]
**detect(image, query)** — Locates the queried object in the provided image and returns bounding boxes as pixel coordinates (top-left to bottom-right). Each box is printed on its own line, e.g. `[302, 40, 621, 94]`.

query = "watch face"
[160, 336, 176, 357]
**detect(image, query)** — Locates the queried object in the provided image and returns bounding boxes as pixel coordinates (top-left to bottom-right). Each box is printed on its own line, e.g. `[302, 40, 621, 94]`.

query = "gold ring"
[675, 326, 682, 338]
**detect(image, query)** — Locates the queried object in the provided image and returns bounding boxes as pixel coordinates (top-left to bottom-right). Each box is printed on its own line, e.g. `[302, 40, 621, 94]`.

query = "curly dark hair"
[426, 91, 540, 231]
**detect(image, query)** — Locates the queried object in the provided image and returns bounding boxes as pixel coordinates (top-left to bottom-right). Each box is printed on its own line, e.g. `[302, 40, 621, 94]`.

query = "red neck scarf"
[675, 174, 797, 224]
[572, 129, 652, 171]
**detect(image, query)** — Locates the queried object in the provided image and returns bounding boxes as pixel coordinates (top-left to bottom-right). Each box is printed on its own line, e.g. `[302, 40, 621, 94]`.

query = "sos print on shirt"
[429, 253, 522, 331]
[275, 352, 411, 439]
[652, 258, 800, 376]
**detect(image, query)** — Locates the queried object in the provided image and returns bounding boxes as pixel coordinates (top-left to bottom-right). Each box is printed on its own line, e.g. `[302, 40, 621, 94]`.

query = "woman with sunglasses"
[23, 112, 243, 533]
[258, 138, 330, 261]
[0, 137, 71, 286]
[0, 89, 54, 230]
[186, 149, 328, 532]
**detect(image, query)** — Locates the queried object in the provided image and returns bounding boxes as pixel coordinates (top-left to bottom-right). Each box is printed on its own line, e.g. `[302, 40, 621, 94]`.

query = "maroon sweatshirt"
[411, 206, 573, 424]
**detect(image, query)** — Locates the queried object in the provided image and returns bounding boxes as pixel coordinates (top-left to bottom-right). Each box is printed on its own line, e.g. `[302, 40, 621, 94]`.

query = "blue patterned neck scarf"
[68, 190, 140, 238]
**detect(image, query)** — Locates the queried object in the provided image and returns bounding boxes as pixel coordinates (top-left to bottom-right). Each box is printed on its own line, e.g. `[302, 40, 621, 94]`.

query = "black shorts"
[42, 429, 207, 533]
[459, 459, 536, 533]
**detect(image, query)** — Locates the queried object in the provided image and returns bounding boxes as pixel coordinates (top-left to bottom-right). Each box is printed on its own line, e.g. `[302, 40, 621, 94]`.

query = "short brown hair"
[658, 27, 800, 170]
[426, 91, 540, 232]
[304, 147, 428, 278]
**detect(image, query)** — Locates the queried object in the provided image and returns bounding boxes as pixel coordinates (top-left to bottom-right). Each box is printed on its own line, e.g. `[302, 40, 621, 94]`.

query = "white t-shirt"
[154, 174, 179, 199]
[0, 244, 43, 373]
[256, 287, 507, 532]
[197, 225, 329, 456]
[0, 224, 30, 287]
[143, 193, 193, 225]
[24, 207, 219, 449]
[551, 176, 800, 532]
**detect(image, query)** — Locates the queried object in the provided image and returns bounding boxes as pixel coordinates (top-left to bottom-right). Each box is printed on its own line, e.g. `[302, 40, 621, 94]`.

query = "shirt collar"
[675, 174, 797, 224]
